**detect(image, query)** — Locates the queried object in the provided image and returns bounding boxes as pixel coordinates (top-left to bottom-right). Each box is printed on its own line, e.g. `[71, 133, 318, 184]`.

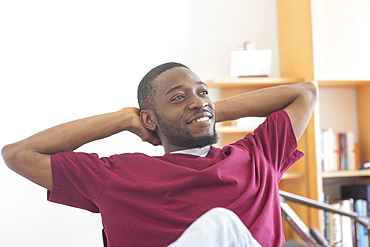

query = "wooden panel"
[305, 115, 321, 229]
[277, 0, 314, 81]
[357, 83, 370, 162]
[278, 0, 321, 237]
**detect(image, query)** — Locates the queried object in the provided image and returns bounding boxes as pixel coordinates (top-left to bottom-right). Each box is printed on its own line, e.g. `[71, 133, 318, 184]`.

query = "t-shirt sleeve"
[47, 150, 114, 213]
[244, 110, 304, 176]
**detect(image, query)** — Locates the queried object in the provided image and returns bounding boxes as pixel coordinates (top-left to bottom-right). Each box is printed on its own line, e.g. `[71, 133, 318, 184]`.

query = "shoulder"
[255, 110, 294, 136]
[228, 110, 298, 155]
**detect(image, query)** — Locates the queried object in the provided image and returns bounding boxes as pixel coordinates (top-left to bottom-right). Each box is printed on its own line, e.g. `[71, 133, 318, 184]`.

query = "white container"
[236, 117, 266, 130]
[230, 50, 272, 77]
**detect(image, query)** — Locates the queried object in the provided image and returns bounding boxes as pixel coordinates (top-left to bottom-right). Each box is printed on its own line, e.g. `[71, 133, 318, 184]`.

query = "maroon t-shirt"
[48, 110, 303, 246]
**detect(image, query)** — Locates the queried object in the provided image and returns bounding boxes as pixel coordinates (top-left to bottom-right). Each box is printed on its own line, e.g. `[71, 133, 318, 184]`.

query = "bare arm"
[214, 82, 318, 140]
[1, 107, 160, 190]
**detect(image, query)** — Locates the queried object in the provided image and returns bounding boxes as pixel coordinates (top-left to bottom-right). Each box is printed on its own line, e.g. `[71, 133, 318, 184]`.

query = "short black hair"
[137, 62, 189, 110]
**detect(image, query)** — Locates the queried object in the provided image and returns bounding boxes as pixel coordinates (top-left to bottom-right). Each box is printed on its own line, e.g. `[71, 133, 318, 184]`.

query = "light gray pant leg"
[168, 207, 262, 247]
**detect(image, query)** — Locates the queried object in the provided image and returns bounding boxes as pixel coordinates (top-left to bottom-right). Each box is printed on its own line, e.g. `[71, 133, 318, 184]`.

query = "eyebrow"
[164, 81, 208, 96]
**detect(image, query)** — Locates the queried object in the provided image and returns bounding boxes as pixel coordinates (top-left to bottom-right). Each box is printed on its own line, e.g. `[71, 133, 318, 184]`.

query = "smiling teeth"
[192, 117, 210, 123]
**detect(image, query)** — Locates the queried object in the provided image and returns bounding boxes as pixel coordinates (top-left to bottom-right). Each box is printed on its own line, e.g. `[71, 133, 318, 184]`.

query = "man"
[2, 62, 317, 246]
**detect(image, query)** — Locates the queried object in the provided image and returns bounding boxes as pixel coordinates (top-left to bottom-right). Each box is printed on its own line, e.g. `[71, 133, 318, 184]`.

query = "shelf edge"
[321, 170, 370, 178]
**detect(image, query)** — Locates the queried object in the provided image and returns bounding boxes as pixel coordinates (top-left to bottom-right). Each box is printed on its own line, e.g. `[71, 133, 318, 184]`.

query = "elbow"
[2, 143, 24, 172]
[302, 81, 318, 104]
[2, 144, 17, 170]
[2, 143, 52, 190]
[307, 81, 318, 95]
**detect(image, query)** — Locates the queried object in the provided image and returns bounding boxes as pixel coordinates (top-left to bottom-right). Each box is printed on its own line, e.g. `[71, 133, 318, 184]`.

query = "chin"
[181, 132, 219, 148]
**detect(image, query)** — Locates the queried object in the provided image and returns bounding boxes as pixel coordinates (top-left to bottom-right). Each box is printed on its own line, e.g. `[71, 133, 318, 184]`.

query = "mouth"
[190, 116, 211, 123]
[187, 113, 213, 125]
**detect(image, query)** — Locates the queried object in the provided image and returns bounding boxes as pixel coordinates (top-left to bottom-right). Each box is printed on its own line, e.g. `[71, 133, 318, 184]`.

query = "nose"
[188, 96, 209, 110]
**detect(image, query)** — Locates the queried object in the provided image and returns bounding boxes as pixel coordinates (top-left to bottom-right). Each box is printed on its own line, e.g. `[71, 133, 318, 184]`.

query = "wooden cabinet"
[277, 0, 370, 240]
[209, 1, 370, 241]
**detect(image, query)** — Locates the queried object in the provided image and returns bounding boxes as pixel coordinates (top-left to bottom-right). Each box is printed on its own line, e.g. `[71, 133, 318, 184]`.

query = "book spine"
[354, 199, 369, 247]
[321, 130, 356, 171]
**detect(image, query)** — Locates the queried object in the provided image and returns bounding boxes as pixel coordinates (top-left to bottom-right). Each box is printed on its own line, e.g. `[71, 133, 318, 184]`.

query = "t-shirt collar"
[169, 145, 211, 157]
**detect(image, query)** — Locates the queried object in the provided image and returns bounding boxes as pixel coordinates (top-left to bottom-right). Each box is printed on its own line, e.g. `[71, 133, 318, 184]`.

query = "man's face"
[152, 67, 218, 152]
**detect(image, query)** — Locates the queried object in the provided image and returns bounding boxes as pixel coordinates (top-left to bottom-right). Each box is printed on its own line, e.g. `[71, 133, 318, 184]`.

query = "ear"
[139, 109, 157, 131]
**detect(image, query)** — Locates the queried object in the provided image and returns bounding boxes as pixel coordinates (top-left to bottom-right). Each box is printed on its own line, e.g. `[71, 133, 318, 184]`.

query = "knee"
[201, 208, 258, 244]
[205, 207, 239, 220]
[201, 207, 244, 230]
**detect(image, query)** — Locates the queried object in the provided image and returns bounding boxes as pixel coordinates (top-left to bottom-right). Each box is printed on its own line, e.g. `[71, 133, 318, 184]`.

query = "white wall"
[311, 0, 370, 80]
[0, 1, 280, 246]
[318, 88, 359, 140]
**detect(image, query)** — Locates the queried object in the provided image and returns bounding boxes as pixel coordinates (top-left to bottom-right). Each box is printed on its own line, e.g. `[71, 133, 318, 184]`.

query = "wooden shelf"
[318, 80, 370, 88]
[216, 126, 254, 134]
[282, 172, 304, 180]
[207, 77, 304, 88]
[321, 170, 370, 178]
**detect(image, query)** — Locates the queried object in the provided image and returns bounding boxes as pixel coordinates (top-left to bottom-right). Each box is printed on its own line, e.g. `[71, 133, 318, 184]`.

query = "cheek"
[155, 102, 187, 126]
[166, 114, 184, 127]
[162, 106, 184, 122]
[157, 110, 183, 128]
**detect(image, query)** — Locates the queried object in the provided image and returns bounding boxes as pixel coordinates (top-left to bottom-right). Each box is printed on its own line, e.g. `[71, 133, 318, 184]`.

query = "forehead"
[153, 67, 204, 96]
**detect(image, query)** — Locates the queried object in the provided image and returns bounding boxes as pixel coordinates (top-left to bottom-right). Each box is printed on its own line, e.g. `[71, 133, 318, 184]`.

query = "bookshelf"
[278, 0, 370, 242]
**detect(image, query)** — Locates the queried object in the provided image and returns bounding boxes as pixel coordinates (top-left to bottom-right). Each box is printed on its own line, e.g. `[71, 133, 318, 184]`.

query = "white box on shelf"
[236, 117, 266, 129]
[230, 50, 272, 77]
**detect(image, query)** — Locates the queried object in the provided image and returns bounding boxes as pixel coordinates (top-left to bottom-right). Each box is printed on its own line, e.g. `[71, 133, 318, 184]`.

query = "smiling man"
[2, 62, 318, 246]
[138, 63, 218, 153]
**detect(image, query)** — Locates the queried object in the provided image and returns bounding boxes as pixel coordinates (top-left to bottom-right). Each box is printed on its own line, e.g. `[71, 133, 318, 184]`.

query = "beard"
[154, 111, 218, 149]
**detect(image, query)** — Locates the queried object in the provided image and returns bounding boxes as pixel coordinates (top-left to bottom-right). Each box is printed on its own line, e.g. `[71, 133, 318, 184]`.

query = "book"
[322, 128, 339, 172]
[321, 129, 356, 172]
[323, 194, 331, 242]
[341, 199, 355, 247]
[328, 202, 342, 246]
[326, 199, 355, 247]
[346, 131, 356, 170]
[341, 185, 370, 216]
[354, 199, 368, 247]
[341, 185, 370, 247]
[338, 133, 348, 170]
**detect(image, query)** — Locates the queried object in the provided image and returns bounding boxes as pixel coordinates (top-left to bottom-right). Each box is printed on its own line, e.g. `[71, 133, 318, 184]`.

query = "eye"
[199, 90, 209, 95]
[171, 94, 185, 101]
